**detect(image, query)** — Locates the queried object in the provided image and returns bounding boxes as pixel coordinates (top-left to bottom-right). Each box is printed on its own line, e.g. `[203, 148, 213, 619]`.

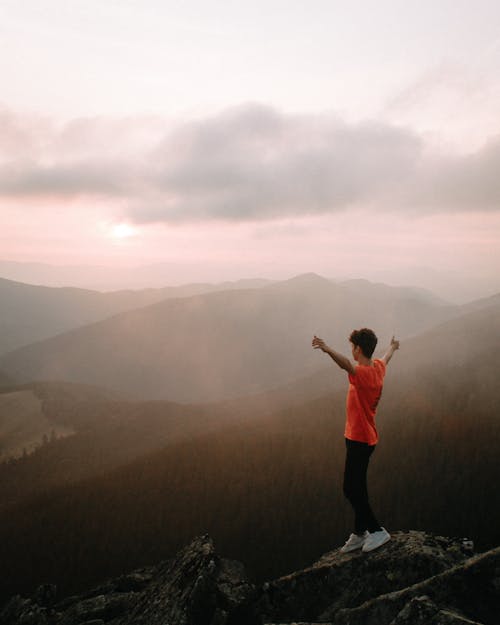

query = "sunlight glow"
[109, 223, 137, 239]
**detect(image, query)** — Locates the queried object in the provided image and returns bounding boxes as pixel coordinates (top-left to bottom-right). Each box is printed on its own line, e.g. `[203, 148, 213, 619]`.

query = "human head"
[349, 328, 378, 359]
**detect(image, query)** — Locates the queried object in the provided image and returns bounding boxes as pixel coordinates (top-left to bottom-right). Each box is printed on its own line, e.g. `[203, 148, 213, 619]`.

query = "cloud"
[139, 104, 422, 221]
[383, 61, 500, 154]
[409, 138, 500, 210]
[0, 160, 128, 197]
[0, 102, 499, 221]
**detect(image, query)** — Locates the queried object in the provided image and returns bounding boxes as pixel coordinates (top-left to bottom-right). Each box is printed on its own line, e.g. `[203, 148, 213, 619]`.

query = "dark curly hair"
[349, 328, 378, 358]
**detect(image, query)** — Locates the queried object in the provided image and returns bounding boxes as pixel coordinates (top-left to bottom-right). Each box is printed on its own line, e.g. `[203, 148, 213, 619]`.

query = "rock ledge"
[1, 530, 498, 625]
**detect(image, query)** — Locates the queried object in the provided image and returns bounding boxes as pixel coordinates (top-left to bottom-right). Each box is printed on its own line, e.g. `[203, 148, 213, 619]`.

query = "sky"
[1, 0, 499, 301]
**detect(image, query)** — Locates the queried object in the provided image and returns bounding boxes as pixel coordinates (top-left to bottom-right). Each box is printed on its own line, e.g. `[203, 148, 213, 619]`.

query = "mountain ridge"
[0, 274, 470, 402]
[0, 275, 274, 356]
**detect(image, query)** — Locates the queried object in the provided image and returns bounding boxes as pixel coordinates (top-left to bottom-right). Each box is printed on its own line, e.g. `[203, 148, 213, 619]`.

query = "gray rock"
[33, 584, 57, 608]
[120, 534, 259, 625]
[57, 592, 136, 625]
[332, 545, 500, 625]
[389, 595, 483, 625]
[259, 530, 469, 623]
[0, 595, 50, 625]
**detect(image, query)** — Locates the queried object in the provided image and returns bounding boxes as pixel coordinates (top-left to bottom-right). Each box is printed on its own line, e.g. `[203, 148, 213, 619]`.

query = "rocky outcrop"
[0, 535, 259, 625]
[1, 530, 498, 625]
[331, 545, 500, 625]
[119, 534, 259, 625]
[259, 530, 471, 622]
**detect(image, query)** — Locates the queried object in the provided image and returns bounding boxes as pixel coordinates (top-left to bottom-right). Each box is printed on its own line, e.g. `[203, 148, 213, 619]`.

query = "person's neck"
[357, 354, 373, 366]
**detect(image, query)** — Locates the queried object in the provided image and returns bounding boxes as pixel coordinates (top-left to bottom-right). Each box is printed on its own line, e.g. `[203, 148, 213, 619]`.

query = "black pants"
[343, 438, 381, 534]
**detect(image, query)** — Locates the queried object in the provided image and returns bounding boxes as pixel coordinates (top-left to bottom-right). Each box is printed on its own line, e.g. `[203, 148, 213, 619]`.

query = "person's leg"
[343, 438, 381, 534]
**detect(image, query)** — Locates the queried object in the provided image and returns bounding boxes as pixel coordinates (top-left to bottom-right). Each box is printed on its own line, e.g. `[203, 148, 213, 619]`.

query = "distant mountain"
[0, 259, 274, 291]
[385, 299, 500, 378]
[339, 278, 450, 306]
[459, 291, 500, 313]
[0, 273, 461, 402]
[0, 276, 272, 355]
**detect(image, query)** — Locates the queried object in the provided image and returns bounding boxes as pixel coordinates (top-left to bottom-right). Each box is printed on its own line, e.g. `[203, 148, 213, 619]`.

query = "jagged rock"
[389, 595, 482, 624]
[56, 592, 137, 625]
[259, 530, 471, 623]
[33, 584, 58, 608]
[1, 530, 498, 625]
[0, 585, 57, 625]
[120, 534, 259, 625]
[331, 545, 500, 625]
[53, 566, 155, 614]
[0, 536, 258, 625]
[0, 594, 51, 625]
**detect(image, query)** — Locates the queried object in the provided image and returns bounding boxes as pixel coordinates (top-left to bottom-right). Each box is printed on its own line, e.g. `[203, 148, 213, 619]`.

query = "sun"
[109, 223, 136, 239]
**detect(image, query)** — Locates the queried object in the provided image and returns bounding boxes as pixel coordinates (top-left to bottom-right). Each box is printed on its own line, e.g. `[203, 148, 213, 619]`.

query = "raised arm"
[312, 335, 355, 375]
[382, 336, 400, 366]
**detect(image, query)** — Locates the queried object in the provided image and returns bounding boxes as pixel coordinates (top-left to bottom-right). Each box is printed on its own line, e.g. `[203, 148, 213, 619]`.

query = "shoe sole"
[340, 544, 365, 553]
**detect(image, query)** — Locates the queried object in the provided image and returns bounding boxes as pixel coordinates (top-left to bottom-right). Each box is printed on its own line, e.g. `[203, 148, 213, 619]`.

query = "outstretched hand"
[312, 335, 328, 352]
[312, 335, 354, 373]
[390, 335, 400, 350]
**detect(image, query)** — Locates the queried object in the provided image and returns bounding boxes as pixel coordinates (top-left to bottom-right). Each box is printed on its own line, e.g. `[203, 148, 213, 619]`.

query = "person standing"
[312, 329, 399, 553]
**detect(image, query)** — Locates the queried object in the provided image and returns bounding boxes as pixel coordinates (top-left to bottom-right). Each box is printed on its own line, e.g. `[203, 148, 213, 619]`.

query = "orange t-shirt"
[345, 359, 386, 445]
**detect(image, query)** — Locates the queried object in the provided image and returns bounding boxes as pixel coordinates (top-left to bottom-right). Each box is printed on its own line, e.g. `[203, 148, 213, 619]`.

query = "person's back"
[346, 357, 385, 445]
[312, 328, 399, 553]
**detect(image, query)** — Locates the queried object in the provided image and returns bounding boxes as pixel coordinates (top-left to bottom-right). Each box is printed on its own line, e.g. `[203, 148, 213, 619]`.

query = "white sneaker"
[340, 531, 368, 553]
[362, 528, 391, 552]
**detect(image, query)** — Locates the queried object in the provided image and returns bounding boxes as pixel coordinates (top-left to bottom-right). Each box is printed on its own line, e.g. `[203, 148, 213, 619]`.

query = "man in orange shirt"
[312, 328, 399, 553]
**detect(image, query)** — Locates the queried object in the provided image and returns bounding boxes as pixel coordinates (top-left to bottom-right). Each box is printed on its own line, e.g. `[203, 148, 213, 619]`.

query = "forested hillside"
[0, 381, 263, 508]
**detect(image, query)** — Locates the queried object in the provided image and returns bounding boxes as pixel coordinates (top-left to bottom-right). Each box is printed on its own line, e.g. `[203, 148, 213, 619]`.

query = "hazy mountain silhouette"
[387, 296, 500, 376]
[0, 276, 274, 356]
[338, 277, 450, 306]
[0, 273, 463, 402]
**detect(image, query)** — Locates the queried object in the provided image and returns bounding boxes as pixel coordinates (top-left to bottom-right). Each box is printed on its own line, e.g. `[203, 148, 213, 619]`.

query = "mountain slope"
[0, 276, 273, 356]
[0, 381, 122, 461]
[0, 274, 460, 402]
[0, 380, 263, 510]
